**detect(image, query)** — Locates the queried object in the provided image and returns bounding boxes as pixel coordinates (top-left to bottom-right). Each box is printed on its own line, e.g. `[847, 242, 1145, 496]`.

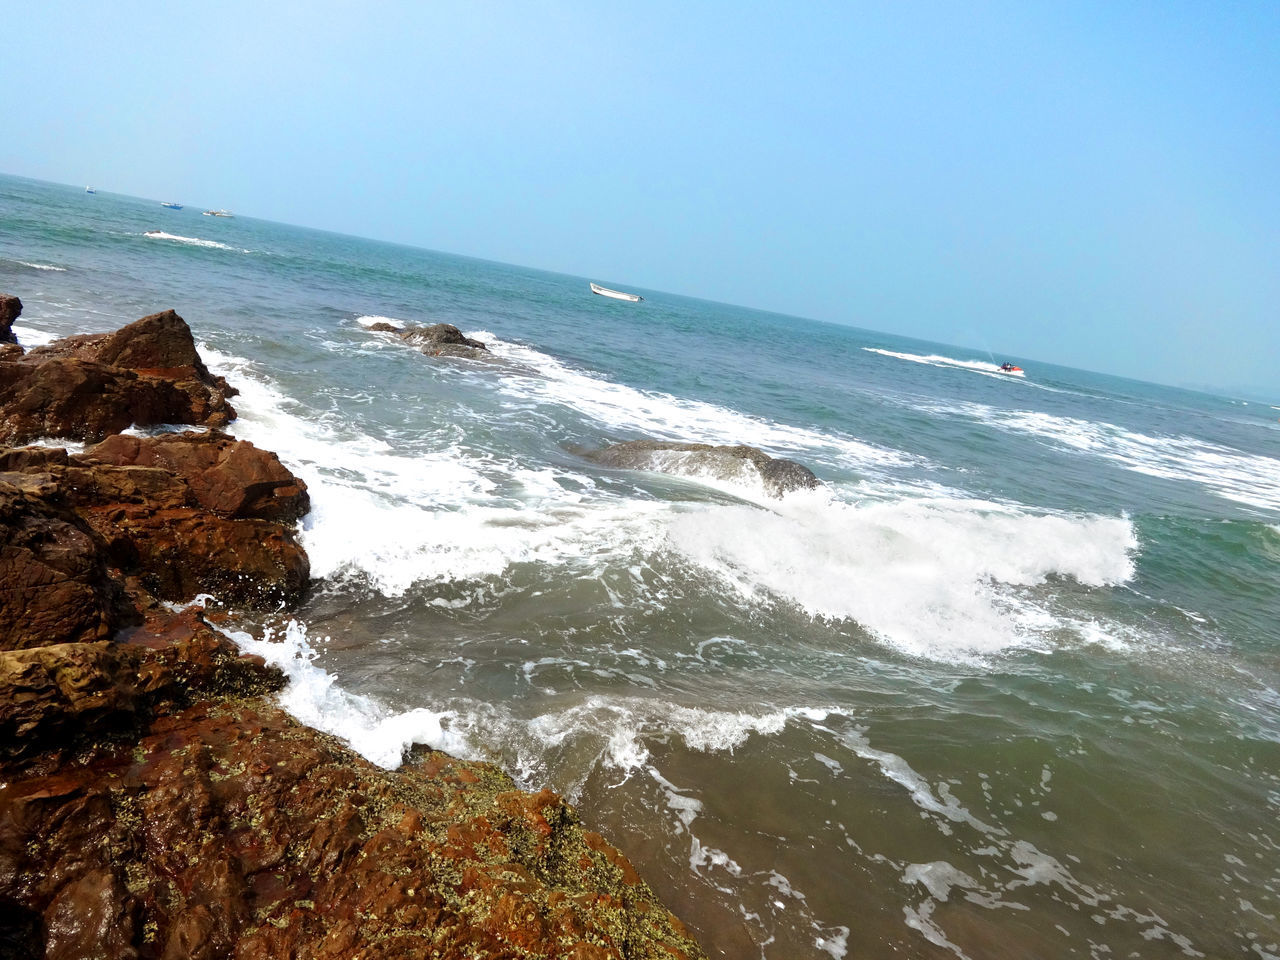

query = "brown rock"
[84, 431, 309, 522]
[0, 477, 136, 651]
[396, 323, 492, 360]
[2, 310, 236, 445]
[1, 436, 310, 613]
[0, 699, 708, 960]
[0, 294, 19, 345]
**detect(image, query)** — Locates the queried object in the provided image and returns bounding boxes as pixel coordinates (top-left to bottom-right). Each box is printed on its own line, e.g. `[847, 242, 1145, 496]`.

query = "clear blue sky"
[4, 1, 1277, 397]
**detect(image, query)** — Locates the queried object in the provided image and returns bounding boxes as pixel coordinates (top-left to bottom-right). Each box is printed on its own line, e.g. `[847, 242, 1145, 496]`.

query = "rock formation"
[0, 302, 709, 960]
[0, 293, 21, 344]
[0, 309, 237, 444]
[582, 439, 822, 498]
[367, 321, 493, 361]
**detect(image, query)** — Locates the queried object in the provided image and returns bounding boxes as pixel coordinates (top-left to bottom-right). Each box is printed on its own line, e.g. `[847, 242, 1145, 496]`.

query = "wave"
[203, 341, 1140, 663]
[864, 347, 1025, 378]
[483, 333, 923, 476]
[2, 258, 66, 272]
[663, 494, 1138, 661]
[932, 400, 1280, 514]
[142, 230, 246, 252]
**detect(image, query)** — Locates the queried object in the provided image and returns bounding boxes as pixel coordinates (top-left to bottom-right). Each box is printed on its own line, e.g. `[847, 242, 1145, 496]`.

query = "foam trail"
[864, 347, 1024, 378]
[142, 230, 246, 252]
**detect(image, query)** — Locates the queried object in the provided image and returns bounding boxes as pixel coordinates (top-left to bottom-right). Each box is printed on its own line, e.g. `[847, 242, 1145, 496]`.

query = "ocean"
[3, 174, 1278, 959]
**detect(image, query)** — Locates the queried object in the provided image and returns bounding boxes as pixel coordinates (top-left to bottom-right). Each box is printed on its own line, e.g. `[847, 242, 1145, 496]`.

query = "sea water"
[4, 174, 1279, 959]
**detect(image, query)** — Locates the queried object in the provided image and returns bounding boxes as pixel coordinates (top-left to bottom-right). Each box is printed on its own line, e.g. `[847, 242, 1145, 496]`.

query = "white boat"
[590, 282, 643, 302]
[202, 209, 233, 217]
[85, 186, 96, 193]
[161, 201, 182, 209]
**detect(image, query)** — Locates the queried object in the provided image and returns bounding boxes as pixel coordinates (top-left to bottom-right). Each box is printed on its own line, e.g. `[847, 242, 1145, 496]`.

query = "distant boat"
[161, 201, 183, 209]
[202, 209, 233, 217]
[590, 282, 643, 302]
[85, 186, 96, 194]
[997, 362, 1024, 374]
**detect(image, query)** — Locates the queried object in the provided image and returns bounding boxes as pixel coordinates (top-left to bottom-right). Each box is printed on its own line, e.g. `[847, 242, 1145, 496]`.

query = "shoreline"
[0, 297, 709, 959]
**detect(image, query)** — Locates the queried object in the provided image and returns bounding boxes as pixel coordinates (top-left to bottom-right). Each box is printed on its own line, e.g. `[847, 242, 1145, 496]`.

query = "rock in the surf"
[583, 439, 822, 498]
[368, 320, 493, 360]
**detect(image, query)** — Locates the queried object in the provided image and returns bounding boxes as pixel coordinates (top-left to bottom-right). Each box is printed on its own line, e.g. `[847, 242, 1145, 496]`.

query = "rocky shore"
[0, 300, 707, 960]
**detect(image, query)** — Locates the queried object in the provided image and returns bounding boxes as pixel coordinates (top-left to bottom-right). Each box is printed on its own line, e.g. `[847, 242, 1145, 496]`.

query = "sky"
[3, 1, 1278, 397]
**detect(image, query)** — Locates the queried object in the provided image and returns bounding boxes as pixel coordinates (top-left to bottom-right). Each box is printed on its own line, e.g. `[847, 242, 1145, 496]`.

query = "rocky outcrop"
[368, 321, 493, 361]
[0, 668, 705, 960]
[0, 306, 710, 959]
[0, 474, 138, 651]
[0, 310, 237, 445]
[0, 293, 21, 344]
[582, 439, 822, 498]
[85, 431, 310, 523]
[0, 435, 310, 613]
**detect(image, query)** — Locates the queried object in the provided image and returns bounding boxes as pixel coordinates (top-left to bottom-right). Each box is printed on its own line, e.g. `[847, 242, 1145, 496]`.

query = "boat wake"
[864, 347, 1025, 378]
[142, 231, 246, 252]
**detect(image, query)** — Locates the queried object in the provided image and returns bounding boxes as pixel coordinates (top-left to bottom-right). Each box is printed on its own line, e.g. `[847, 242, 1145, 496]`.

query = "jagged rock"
[582, 439, 822, 498]
[0, 695, 707, 960]
[0, 476, 137, 651]
[0, 310, 237, 445]
[0, 612, 280, 765]
[0, 435, 310, 614]
[84, 431, 309, 523]
[0, 294, 20, 345]
[375, 322, 493, 361]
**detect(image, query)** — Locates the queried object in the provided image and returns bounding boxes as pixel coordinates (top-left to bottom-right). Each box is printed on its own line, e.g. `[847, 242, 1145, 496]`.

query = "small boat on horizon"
[202, 209, 233, 217]
[590, 282, 643, 302]
[85, 186, 96, 193]
[161, 201, 183, 209]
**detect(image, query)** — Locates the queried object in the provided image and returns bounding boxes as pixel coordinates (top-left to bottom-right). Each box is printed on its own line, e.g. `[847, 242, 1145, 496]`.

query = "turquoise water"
[4, 174, 1279, 958]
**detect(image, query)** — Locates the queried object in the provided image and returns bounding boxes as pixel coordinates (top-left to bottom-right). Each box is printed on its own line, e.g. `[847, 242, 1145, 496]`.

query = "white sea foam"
[934, 400, 1280, 513]
[354, 314, 406, 329]
[227, 620, 473, 768]
[204, 341, 1140, 662]
[9, 324, 58, 348]
[142, 230, 244, 252]
[663, 494, 1137, 661]
[864, 347, 1025, 378]
[483, 333, 920, 474]
[201, 343, 675, 594]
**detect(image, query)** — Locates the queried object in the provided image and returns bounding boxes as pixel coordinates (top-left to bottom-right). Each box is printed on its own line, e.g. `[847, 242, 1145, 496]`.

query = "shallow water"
[4, 174, 1279, 958]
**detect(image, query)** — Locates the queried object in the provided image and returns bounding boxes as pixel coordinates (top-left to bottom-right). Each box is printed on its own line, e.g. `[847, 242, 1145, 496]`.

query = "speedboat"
[998, 362, 1023, 373]
[590, 282, 643, 302]
[85, 186, 96, 193]
[161, 201, 182, 209]
[202, 209, 233, 217]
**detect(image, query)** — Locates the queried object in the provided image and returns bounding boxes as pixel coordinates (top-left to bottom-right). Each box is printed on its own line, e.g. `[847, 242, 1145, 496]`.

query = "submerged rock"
[582, 439, 822, 498]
